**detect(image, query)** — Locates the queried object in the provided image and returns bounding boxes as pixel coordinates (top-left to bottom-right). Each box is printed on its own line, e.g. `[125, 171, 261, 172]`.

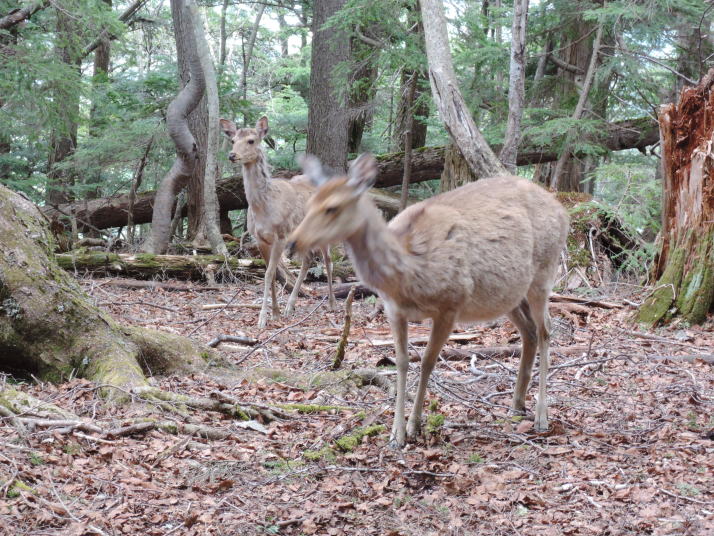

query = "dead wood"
[56, 251, 265, 282]
[42, 117, 658, 232]
[332, 285, 356, 370]
[207, 334, 259, 347]
[99, 278, 220, 291]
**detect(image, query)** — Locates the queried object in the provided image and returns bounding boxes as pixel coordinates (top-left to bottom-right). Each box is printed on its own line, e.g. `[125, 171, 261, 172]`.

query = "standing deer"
[288, 153, 569, 447]
[219, 116, 336, 329]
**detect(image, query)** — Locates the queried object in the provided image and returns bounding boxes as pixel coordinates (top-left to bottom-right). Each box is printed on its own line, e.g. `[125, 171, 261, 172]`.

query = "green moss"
[334, 424, 386, 452]
[426, 413, 445, 434]
[636, 244, 687, 326]
[303, 446, 336, 462]
[6, 479, 34, 498]
[279, 403, 350, 414]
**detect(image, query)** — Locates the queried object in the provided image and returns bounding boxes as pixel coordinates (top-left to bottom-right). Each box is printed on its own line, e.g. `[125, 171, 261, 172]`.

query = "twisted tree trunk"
[144, 0, 205, 254]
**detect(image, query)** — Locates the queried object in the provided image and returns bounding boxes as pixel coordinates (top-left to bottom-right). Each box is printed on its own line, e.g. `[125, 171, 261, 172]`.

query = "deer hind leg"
[322, 246, 336, 311]
[258, 241, 283, 329]
[388, 312, 409, 448]
[406, 311, 455, 441]
[507, 300, 538, 415]
[285, 256, 309, 317]
[527, 287, 552, 431]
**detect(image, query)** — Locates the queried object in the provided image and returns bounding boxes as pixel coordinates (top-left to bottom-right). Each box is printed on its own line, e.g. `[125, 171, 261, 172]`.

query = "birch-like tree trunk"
[190, 3, 227, 255]
[418, 0, 506, 178]
[499, 0, 529, 172]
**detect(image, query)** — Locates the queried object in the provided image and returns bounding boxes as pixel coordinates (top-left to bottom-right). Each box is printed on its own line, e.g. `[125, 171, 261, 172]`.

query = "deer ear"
[219, 118, 237, 139]
[347, 153, 378, 195]
[256, 116, 269, 139]
[299, 154, 330, 187]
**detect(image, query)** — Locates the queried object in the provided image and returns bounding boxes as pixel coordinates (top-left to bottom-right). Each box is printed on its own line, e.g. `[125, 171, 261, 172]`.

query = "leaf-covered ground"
[1, 276, 713, 535]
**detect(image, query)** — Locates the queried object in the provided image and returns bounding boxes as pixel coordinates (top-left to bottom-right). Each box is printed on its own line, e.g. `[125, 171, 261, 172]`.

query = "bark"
[56, 252, 266, 281]
[636, 70, 714, 326]
[191, 3, 227, 255]
[550, 21, 604, 190]
[46, 7, 81, 206]
[44, 118, 659, 231]
[219, 0, 229, 67]
[144, 0, 205, 254]
[399, 72, 417, 212]
[0, 184, 211, 390]
[440, 143, 477, 192]
[348, 44, 378, 153]
[239, 3, 265, 123]
[0, 0, 49, 31]
[499, 0, 529, 172]
[81, 0, 147, 59]
[306, 0, 350, 173]
[418, 0, 506, 178]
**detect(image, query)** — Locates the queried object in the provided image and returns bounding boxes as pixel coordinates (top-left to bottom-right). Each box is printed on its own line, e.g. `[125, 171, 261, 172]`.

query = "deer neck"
[344, 200, 412, 295]
[240, 150, 272, 213]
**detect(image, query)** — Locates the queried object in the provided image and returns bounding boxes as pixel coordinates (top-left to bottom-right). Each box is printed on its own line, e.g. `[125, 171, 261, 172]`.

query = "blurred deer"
[219, 116, 336, 328]
[288, 154, 569, 447]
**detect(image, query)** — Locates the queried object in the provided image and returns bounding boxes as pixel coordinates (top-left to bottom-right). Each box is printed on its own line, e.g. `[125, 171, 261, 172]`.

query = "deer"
[287, 153, 569, 447]
[219, 116, 336, 329]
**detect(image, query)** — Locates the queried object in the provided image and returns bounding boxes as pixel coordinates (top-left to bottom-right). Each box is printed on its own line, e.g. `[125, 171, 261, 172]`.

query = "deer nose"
[228, 152, 236, 162]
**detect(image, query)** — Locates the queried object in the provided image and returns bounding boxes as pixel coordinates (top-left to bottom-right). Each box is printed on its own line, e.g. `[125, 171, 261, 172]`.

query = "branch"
[81, 0, 148, 59]
[546, 53, 585, 75]
[0, 0, 49, 31]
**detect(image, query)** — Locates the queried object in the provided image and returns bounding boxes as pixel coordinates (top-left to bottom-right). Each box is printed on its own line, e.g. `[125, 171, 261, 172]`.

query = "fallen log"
[56, 251, 266, 281]
[43, 117, 658, 231]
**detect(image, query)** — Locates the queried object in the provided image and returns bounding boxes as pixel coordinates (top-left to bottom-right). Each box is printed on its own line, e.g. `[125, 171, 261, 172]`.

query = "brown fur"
[290, 154, 569, 447]
[220, 117, 336, 328]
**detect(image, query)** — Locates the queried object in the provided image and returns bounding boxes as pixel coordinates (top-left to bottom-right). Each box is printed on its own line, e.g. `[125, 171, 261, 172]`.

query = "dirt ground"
[1, 275, 713, 535]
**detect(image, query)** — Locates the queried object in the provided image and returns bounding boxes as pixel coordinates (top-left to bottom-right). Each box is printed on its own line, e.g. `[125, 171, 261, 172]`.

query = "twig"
[658, 487, 713, 505]
[201, 303, 262, 310]
[235, 297, 327, 366]
[332, 285, 356, 370]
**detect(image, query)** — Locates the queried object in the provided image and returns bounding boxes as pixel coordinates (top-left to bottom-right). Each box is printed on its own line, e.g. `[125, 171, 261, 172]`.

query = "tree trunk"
[440, 143, 478, 192]
[191, 3, 227, 255]
[45, 117, 660, 231]
[550, 21, 603, 190]
[144, 0, 205, 254]
[46, 7, 81, 206]
[0, 184, 210, 390]
[418, 0, 506, 178]
[499, 0, 529, 172]
[172, 0, 209, 244]
[636, 70, 714, 326]
[239, 3, 265, 124]
[306, 0, 350, 173]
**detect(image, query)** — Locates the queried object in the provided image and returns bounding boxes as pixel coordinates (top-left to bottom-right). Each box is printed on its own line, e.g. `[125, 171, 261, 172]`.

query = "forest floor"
[1, 274, 713, 536]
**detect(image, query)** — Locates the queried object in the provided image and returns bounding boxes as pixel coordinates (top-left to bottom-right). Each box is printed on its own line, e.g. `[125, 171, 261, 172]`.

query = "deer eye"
[248, 139, 255, 144]
[325, 206, 338, 215]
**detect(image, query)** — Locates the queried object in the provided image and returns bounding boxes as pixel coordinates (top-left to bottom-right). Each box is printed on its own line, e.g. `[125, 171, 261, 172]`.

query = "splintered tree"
[636, 70, 714, 327]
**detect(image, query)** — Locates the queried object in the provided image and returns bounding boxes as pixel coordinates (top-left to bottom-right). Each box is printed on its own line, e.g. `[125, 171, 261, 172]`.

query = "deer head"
[287, 153, 378, 255]
[219, 116, 269, 164]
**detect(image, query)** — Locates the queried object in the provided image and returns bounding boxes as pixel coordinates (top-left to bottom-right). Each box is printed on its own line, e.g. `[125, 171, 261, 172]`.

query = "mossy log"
[636, 71, 714, 326]
[56, 251, 266, 281]
[0, 184, 213, 391]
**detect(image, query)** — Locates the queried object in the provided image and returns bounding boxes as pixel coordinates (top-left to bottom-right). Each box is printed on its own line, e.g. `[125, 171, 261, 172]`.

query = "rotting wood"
[99, 278, 221, 292]
[42, 118, 658, 232]
[332, 285, 356, 370]
[57, 251, 266, 281]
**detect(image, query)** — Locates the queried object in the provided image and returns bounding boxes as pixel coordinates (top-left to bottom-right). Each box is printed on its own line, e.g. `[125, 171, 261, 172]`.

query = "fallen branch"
[201, 302, 262, 310]
[97, 279, 220, 292]
[207, 334, 259, 348]
[550, 294, 623, 309]
[332, 285, 356, 370]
